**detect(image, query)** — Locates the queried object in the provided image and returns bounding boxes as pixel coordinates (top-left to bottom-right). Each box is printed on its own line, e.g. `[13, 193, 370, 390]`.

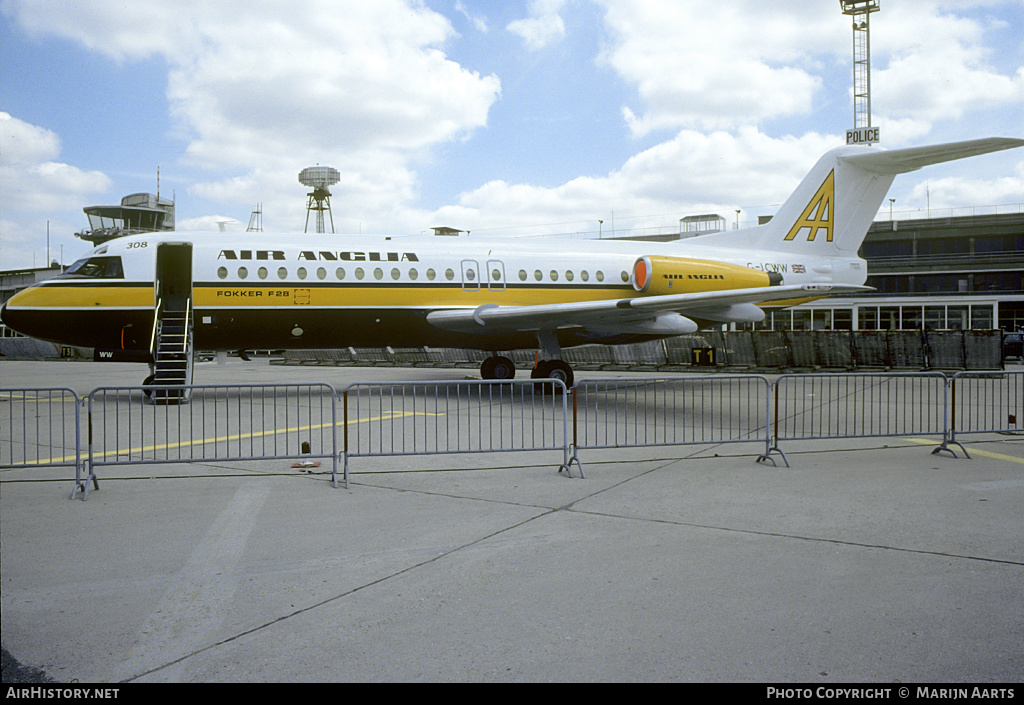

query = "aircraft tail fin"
[701, 137, 1024, 255]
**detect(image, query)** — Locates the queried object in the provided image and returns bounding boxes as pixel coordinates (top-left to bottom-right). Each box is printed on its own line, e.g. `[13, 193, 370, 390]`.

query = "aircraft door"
[155, 242, 193, 311]
[460, 259, 480, 292]
[486, 260, 506, 292]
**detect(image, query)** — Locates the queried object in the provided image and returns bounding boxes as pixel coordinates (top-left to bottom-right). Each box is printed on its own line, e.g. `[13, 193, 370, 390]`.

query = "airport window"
[975, 234, 1024, 254]
[297, 267, 307, 280]
[217, 267, 228, 280]
[238, 267, 248, 279]
[336, 267, 346, 280]
[278, 267, 288, 280]
[391, 268, 401, 281]
[258, 267, 268, 280]
[317, 268, 327, 280]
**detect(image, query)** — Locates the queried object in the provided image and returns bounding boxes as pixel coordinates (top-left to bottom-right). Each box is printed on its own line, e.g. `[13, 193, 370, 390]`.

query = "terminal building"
[760, 210, 1023, 334]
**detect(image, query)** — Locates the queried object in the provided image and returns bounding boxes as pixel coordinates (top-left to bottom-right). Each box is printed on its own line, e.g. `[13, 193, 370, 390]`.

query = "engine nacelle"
[632, 256, 781, 295]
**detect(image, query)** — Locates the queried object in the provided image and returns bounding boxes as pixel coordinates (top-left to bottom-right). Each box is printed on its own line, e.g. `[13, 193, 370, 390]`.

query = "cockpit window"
[60, 255, 125, 279]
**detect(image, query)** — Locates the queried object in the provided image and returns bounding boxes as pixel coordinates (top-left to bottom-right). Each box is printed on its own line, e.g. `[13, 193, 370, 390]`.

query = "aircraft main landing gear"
[480, 355, 516, 380]
[531, 359, 573, 390]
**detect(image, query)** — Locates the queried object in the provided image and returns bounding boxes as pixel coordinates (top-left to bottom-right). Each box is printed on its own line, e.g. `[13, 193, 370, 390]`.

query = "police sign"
[846, 127, 880, 145]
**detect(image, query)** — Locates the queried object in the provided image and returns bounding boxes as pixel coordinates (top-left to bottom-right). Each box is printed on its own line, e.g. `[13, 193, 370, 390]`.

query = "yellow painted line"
[902, 437, 1024, 464]
[7, 410, 444, 466]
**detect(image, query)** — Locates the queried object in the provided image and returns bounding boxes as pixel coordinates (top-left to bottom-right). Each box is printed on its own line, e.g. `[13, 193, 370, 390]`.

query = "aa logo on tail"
[784, 170, 834, 242]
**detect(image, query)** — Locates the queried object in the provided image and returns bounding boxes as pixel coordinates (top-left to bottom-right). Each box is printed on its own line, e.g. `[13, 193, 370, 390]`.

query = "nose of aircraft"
[1, 290, 33, 338]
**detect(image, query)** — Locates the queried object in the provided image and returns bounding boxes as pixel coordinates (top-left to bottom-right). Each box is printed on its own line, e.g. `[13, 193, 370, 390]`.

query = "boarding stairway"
[147, 298, 194, 403]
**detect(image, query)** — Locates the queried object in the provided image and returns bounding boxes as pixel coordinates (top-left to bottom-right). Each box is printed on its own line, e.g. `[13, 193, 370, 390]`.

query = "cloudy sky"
[1, 0, 1022, 270]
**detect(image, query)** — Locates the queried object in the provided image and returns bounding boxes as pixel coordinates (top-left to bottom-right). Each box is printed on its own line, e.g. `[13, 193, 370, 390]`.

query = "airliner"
[3, 137, 1021, 387]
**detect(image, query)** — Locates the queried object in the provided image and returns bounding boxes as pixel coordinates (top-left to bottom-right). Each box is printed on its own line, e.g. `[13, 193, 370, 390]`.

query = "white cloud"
[907, 159, 1024, 210]
[429, 128, 840, 235]
[507, 0, 567, 51]
[597, 0, 842, 136]
[455, 1, 488, 33]
[0, 112, 111, 213]
[2, 0, 501, 233]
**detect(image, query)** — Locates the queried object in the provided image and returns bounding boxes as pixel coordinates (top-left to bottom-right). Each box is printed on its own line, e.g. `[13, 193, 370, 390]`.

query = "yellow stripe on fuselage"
[9, 283, 154, 309]
[196, 284, 631, 308]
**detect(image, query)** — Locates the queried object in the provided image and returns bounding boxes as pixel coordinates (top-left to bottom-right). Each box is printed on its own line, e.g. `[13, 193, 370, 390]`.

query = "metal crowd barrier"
[341, 378, 579, 478]
[769, 372, 950, 463]
[85, 383, 343, 496]
[0, 388, 84, 498]
[569, 375, 775, 465]
[943, 370, 1023, 457]
[3, 371, 1022, 500]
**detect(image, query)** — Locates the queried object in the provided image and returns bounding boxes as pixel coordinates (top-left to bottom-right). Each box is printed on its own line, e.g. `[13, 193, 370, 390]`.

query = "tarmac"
[1, 360, 1022, 684]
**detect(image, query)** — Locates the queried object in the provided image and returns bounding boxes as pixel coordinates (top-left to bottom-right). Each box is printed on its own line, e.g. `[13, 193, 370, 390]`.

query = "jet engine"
[632, 256, 782, 296]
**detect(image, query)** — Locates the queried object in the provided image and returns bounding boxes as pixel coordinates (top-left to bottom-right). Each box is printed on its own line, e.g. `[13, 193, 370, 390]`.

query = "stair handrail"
[149, 296, 163, 355]
[180, 298, 192, 354]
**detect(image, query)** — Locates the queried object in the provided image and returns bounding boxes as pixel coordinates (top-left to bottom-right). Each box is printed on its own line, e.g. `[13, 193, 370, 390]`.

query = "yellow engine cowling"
[632, 256, 781, 295]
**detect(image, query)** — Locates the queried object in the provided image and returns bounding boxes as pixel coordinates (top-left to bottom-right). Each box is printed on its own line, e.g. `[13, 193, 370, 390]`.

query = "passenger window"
[581, 270, 590, 282]
[238, 267, 248, 279]
[550, 270, 559, 282]
[336, 268, 346, 280]
[278, 267, 288, 280]
[534, 270, 543, 282]
[258, 267, 268, 279]
[445, 269, 455, 281]
[391, 268, 401, 280]
[426, 268, 436, 281]
[297, 267, 307, 280]
[565, 271, 574, 282]
[317, 267, 327, 280]
[519, 270, 527, 281]
[355, 268, 365, 280]
[217, 267, 228, 280]
[409, 269, 419, 281]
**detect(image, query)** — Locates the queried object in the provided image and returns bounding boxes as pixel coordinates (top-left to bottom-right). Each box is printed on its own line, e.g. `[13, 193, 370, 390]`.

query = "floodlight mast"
[840, 0, 880, 145]
[298, 166, 341, 234]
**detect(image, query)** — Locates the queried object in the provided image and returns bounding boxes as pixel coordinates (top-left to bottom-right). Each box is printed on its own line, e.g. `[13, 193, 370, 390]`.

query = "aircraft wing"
[426, 283, 872, 336]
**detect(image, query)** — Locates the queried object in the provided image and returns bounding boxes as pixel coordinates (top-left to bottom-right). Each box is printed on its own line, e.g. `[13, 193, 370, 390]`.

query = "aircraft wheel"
[142, 374, 155, 399]
[532, 360, 573, 392]
[481, 356, 515, 380]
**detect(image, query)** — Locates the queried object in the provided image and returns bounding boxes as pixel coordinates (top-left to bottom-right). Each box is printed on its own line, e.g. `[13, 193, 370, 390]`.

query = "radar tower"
[298, 166, 340, 234]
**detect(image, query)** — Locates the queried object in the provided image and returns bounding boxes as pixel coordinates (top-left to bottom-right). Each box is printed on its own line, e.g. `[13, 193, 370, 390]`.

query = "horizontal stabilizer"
[842, 137, 1024, 175]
